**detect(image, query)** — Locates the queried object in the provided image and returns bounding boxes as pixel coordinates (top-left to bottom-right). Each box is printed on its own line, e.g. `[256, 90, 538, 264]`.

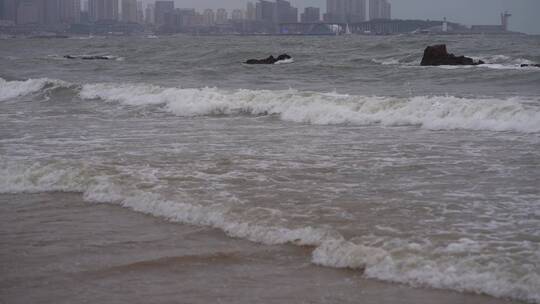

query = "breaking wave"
[0, 159, 539, 303]
[2, 77, 540, 133]
[79, 82, 540, 133]
[0, 77, 68, 101]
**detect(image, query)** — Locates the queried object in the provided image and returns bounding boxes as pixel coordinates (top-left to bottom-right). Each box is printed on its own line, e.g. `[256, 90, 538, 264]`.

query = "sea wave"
[79, 82, 540, 133]
[0, 159, 538, 303]
[2, 77, 540, 133]
[0, 77, 68, 101]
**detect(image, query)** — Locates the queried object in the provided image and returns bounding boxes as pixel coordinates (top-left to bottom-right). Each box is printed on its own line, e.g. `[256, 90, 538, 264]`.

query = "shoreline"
[0, 192, 522, 304]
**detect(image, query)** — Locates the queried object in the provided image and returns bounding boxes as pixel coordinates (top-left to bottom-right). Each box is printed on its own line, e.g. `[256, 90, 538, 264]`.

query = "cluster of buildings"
[0, 0, 514, 36]
[0, 0, 393, 34]
[0, 0, 143, 33]
[324, 0, 390, 23]
[152, 0, 393, 34]
[0, 0, 81, 27]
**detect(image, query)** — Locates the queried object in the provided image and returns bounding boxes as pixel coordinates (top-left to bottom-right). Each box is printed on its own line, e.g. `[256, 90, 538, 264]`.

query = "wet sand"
[0, 193, 522, 304]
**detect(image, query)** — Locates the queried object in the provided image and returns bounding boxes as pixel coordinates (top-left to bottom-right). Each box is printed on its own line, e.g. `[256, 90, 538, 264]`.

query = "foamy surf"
[0, 159, 539, 303]
[2, 77, 539, 133]
[0, 77, 68, 101]
[79, 81, 540, 133]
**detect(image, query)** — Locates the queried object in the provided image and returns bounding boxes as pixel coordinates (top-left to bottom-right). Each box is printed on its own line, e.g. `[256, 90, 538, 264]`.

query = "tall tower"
[246, 2, 255, 20]
[144, 3, 154, 24]
[501, 11, 511, 31]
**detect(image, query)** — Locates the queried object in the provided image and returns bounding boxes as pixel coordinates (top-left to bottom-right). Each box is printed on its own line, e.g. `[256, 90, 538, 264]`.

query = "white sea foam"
[2, 77, 539, 133]
[312, 237, 540, 303]
[274, 58, 295, 64]
[434, 55, 539, 70]
[1, 159, 539, 303]
[0, 161, 89, 193]
[80, 82, 540, 133]
[372, 58, 400, 65]
[0, 78, 66, 101]
[363, 249, 540, 303]
[437, 63, 539, 71]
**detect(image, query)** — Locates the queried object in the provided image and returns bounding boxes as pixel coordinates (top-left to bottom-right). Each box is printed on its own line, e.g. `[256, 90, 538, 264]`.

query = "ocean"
[1, 34, 539, 304]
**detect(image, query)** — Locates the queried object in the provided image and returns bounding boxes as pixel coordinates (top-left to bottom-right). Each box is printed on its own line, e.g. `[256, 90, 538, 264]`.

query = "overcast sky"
[143, 0, 540, 34]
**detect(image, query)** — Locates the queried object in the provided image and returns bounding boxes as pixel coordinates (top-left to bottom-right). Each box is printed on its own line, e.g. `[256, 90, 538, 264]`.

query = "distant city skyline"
[139, 0, 540, 34]
[1, 0, 538, 35]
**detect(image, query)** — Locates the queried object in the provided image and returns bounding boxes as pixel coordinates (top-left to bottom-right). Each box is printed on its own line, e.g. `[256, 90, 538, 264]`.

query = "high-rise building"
[301, 7, 320, 23]
[1, 0, 17, 22]
[350, 0, 367, 22]
[14, 0, 60, 24]
[144, 3, 154, 24]
[231, 9, 243, 21]
[0, 0, 5, 20]
[44, 0, 60, 24]
[256, 0, 275, 23]
[381, 0, 390, 19]
[325, 0, 366, 23]
[202, 8, 214, 26]
[215, 8, 227, 24]
[16, 0, 44, 24]
[89, 0, 119, 22]
[275, 0, 297, 23]
[136, 1, 143, 23]
[246, 2, 255, 20]
[154, 0, 173, 25]
[59, 0, 81, 24]
[369, 0, 390, 20]
[163, 8, 200, 30]
[121, 0, 137, 23]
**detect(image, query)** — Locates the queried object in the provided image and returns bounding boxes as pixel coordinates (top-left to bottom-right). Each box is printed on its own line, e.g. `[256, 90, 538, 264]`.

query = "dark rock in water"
[276, 54, 291, 62]
[421, 45, 484, 66]
[245, 54, 291, 64]
[521, 64, 540, 68]
[64, 55, 111, 60]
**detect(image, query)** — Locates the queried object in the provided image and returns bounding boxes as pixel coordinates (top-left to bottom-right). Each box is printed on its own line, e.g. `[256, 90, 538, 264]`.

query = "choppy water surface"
[1, 34, 539, 303]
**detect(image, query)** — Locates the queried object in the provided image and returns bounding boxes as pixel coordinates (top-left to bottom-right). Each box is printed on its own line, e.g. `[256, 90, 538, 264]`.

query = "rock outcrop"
[520, 64, 540, 68]
[64, 55, 111, 60]
[421, 45, 484, 66]
[245, 54, 292, 64]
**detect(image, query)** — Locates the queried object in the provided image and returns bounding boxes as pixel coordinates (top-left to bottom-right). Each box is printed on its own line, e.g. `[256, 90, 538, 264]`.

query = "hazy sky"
[143, 0, 540, 34]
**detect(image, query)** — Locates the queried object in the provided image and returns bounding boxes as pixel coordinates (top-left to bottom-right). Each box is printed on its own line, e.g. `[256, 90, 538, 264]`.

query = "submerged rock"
[245, 54, 292, 64]
[421, 45, 484, 66]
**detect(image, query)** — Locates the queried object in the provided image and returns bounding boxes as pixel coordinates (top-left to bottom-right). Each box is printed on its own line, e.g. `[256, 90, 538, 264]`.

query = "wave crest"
[2, 77, 539, 133]
[0, 78, 68, 101]
[80, 82, 540, 133]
